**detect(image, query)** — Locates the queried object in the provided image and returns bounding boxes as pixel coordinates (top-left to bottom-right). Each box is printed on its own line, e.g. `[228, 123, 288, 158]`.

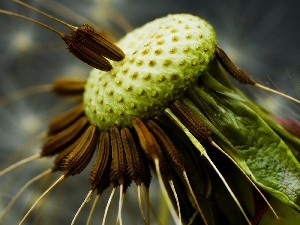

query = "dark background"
[0, 1, 299, 224]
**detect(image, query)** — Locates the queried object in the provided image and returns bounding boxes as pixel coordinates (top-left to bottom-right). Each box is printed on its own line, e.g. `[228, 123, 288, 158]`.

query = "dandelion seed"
[1, 0, 125, 71]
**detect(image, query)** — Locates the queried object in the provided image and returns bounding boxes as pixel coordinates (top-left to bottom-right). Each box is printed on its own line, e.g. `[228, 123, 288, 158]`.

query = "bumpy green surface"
[84, 14, 217, 130]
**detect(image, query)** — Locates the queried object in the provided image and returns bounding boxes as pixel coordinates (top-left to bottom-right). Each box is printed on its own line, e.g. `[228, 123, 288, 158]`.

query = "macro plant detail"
[0, 1, 300, 225]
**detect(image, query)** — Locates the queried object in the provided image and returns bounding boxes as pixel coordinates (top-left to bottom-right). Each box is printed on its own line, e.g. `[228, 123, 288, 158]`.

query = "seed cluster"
[84, 14, 217, 131]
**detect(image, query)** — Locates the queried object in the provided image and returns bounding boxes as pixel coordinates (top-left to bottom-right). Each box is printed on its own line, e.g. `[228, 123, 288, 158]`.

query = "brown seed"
[89, 131, 111, 193]
[41, 117, 88, 156]
[146, 120, 184, 171]
[132, 118, 163, 160]
[9, 0, 125, 71]
[52, 132, 83, 171]
[132, 118, 172, 178]
[52, 77, 86, 96]
[170, 100, 212, 142]
[62, 33, 113, 71]
[121, 127, 150, 186]
[48, 103, 84, 135]
[109, 126, 128, 186]
[215, 45, 255, 85]
[75, 24, 125, 61]
[63, 125, 99, 176]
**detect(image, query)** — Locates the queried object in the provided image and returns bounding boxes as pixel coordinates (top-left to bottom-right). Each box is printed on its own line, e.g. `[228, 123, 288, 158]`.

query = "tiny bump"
[155, 33, 163, 38]
[148, 60, 156, 67]
[110, 72, 117, 77]
[184, 75, 192, 81]
[131, 71, 138, 78]
[130, 103, 136, 109]
[142, 47, 150, 55]
[178, 60, 186, 66]
[102, 81, 108, 87]
[154, 49, 162, 55]
[169, 48, 177, 54]
[136, 59, 144, 66]
[196, 45, 201, 50]
[192, 61, 198, 66]
[126, 85, 132, 91]
[151, 90, 158, 97]
[163, 59, 171, 66]
[115, 79, 123, 85]
[185, 34, 192, 39]
[157, 75, 165, 82]
[170, 27, 177, 33]
[156, 39, 165, 45]
[171, 74, 179, 80]
[172, 36, 179, 42]
[106, 106, 113, 113]
[199, 34, 203, 39]
[183, 46, 189, 52]
[129, 57, 135, 63]
[122, 67, 129, 74]
[143, 73, 151, 79]
[98, 98, 104, 104]
[118, 111, 124, 117]
[184, 25, 189, 29]
[107, 90, 114, 96]
[144, 106, 149, 112]
[117, 96, 124, 102]
[138, 88, 145, 95]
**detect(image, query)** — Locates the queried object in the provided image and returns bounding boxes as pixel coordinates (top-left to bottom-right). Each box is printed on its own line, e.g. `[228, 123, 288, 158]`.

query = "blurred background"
[0, 0, 299, 224]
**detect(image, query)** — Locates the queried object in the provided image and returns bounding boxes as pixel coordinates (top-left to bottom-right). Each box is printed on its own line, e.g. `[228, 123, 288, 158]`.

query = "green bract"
[84, 14, 216, 130]
[184, 70, 300, 212]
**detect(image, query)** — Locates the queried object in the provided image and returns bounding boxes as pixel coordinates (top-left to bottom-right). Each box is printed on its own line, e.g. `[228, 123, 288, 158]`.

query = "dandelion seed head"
[84, 14, 216, 130]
